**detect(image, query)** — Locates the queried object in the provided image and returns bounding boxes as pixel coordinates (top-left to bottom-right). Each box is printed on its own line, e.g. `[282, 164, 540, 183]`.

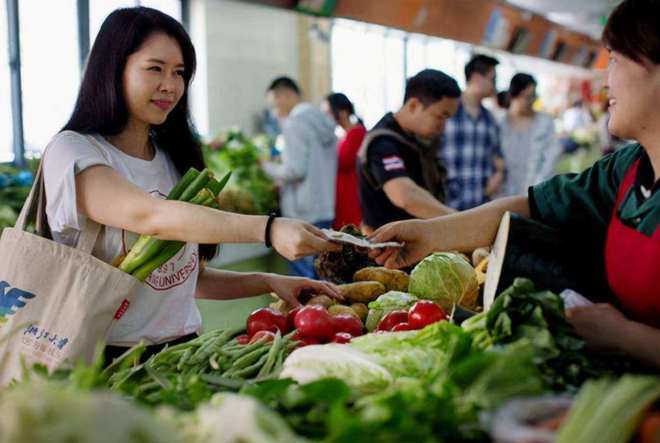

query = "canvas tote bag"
[0, 154, 139, 385]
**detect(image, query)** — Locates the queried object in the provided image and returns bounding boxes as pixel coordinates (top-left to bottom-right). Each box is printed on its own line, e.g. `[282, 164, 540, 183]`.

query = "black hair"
[62, 7, 216, 260]
[325, 93, 363, 126]
[267, 76, 301, 95]
[465, 54, 499, 82]
[508, 73, 537, 98]
[403, 69, 461, 107]
[496, 90, 510, 109]
[603, 0, 660, 65]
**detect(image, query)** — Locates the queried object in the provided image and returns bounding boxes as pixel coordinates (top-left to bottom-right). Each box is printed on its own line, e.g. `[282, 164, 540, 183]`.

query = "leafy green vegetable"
[462, 278, 643, 391]
[365, 291, 418, 331]
[203, 130, 278, 215]
[325, 329, 545, 443]
[280, 344, 392, 393]
[243, 378, 352, 440]
[557, 375, 660, 443]
[351, 321, 463, 378]
[409, 252, 479, 311]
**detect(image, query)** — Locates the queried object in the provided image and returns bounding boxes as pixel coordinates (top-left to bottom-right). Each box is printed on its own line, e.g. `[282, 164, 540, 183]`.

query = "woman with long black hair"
[42, 7, 340, 361]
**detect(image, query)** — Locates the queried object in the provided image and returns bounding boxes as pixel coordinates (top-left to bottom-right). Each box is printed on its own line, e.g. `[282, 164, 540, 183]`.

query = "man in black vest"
[358, 69, 461, 232]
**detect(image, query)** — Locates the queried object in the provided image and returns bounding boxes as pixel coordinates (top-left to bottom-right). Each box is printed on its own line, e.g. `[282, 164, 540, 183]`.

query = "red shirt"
[333, 125, 366, 229]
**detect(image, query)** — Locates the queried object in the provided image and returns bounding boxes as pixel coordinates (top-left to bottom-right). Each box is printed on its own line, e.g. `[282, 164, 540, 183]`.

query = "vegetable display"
[203, 130, 278, 215]
[2, 246, 654, 443]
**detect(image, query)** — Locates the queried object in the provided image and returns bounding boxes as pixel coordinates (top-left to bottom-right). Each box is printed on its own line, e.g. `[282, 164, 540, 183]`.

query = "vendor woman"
[369, 0, 660, 368]
[41, 7, 340, 362]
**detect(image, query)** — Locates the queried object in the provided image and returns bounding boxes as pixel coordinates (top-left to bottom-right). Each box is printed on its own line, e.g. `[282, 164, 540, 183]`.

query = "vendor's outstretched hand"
[565, 303, 628, 351]
[368, 219, 436, 269]
[268, 275, 343, 307]
[270, 218, 341, 261]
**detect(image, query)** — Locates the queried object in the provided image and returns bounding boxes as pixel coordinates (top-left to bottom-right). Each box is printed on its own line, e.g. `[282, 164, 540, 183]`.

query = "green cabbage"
[409, 253, 479, 311]
[365, 291, 419, 331]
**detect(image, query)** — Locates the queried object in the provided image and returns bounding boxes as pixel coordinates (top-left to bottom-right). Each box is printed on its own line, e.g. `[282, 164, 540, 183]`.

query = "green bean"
[257, 333, 282, 379]
[177, 348, 194, 371]
[209, 353, 220, 371]
[136, 380, 160, 394]
[230, 353, 270, 379]
[200, 374, 245, 390]
[228, 345, 269, 371]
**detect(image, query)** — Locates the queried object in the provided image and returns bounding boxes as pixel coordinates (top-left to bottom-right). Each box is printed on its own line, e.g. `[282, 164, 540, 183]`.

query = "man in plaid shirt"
[439, 54, 506, 210]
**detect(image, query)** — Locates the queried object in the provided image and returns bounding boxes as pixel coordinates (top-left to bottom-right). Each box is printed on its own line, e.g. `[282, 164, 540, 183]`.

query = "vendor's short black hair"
[465, 54, 499, 81]
[509, 73, 537, 98]
[603, 0, 660, 65]
[267, 76, 301, 95]
[403, 69, 461, 107]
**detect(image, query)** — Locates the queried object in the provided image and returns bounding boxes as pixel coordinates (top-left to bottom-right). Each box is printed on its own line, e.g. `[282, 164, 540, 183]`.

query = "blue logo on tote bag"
[0, 281, 36, 319]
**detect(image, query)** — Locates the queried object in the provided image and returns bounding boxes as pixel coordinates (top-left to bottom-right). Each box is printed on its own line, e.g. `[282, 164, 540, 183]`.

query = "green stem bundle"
[117, 168, 231, 282]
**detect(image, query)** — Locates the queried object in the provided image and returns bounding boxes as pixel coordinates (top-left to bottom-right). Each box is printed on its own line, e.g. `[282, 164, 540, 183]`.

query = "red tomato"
[246, 308, 288, 337]
[332, 314, 363, 337]
[292, 330, 322, 348]
[392, 322, 414, 332]
[377, 310, 409, 331]
[249, 330, 275, 344]
[286, 307, 302, 332]
[332, 332, 353, 344]
[294, 305, 334, 341]
[236, 334, 250, 345]
[408, 301, 447, 330]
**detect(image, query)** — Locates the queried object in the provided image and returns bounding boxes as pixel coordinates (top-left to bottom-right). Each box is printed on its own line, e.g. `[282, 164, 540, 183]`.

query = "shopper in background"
[499, 73, 561, 196]
[322, 93, 366, 230]
[439, 54, 506, 210]
[262, 77, 338, 278]
[41, 8, 340, 363]
[369, 0, 660, 369]
[562, 98, 594, 135]
[357, 69, 459, 232]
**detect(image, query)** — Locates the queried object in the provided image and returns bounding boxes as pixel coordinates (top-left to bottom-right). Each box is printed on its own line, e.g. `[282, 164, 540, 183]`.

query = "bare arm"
[75, 165, 338, 260]
[383, 177, 455, 219]
[370, 195, 530, 268]
[196, 267, 342, 307]
[618, 320, 660, 368]
[567, 304, 660, 369]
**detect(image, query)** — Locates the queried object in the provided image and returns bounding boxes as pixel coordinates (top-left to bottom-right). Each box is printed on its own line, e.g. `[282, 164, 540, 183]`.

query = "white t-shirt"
[42, 130, 202, 346]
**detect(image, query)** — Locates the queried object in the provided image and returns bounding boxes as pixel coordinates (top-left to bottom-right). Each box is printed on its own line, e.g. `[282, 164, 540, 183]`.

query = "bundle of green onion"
[117, 167, 231, 282]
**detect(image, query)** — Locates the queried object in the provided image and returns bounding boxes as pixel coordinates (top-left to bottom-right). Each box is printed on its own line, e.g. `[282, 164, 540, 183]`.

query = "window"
[91, 0, 182, 43]
[331, 19, 405, 128]
[406, 34, 470, 89]
[139, 0, 181, 22]
[90, 0, 136, 44]
[0, 1, 13, 162]
[19, 0, 80, 157]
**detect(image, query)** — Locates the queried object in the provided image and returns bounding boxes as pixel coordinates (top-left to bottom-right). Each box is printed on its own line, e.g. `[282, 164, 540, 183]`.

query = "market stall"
[1, 217, 658, 443]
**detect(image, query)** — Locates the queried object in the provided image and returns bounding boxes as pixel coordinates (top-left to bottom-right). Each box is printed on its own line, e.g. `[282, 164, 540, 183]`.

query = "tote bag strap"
[14, 135, 108, 255]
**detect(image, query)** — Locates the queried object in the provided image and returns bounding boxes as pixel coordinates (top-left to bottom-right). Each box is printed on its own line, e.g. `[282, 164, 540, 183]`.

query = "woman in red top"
[323, 93, 366, 229]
